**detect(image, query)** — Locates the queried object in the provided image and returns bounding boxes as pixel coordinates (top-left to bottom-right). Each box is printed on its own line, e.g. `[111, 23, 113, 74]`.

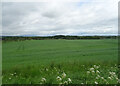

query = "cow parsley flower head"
[96, 77, 99, 79]
[92, 70, 95, 73]
[46, 68, 48, 71]
[87, 71, 90, 74]
[68, 78, 72, 83]
[10, 74, 14, 76]
[101, 77, 104, 80]
[109, 72, 116, 75]
[59, 82, 62, 84]
[96, 70, 100, 73]
[116, 77, 118, 80]
[56, 76, 62, 81]
[95, 81, 98, 84]
[41, 78, 46, 82]
[94, 65, 97, 68]
[97, 75, 100, 77]
[108, 77, 112, 80]
[118, 79, 120, 83]
[64, 81, 68, 84]
[62, 72, 66, 78]
[90, 68, 94, 71]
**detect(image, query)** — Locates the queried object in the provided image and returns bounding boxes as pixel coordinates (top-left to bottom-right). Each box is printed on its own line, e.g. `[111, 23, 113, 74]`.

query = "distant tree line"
[2, 35, 118, 42]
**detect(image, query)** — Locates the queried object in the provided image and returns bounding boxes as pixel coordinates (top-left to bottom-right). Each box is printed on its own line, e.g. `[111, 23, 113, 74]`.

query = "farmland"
[2, 39, 118, 84]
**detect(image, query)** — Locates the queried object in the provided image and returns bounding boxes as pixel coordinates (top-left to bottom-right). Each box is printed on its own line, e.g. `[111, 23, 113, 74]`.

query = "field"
[2, 39, 119, 84]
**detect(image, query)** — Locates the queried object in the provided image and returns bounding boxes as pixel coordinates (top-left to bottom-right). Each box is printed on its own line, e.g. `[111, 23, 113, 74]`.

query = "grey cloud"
[42, 11, 60, 18]
[2, 1, 118, 36]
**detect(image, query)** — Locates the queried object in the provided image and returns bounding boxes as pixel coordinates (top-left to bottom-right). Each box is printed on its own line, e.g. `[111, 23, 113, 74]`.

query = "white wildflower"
[94, 65, 99, 69]
[62, 72, 66, 78]
[101, 77, 104, 80]
[56, 76, 62, 81]
[108, 77, 112, 80]
[64, 81, 68, 84]
[41, 78, 46, 82]
[59, 82, 62, 84]
[92, 70, 95, 73]
[90, 68, 94, 71]
[94, 65, 97, 68]
[97, 75, 100, 78]
[9, 77, 11, 80]
[10, 74, 14, 76]
[109, 72, 115, 75]
[46, 68, 48, 71]
[118, 79, 120, 83]
[39, 83, 42, 84]
[96, 77, 99, 79]
[96, 70, 100, 73]
[106, 81, 109, 84]
[95, 81, 98, 84]
[112, 72, 115, 75]
[96, 66, 99, 69]
[116, 77, 118, 80]
[87, 71, 90, 74]
[68, 78, 72, 83]
[109, 72, 112, 74]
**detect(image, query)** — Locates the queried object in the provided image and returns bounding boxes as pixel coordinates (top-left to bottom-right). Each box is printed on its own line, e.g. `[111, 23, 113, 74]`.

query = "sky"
[2, 0, 119, 36]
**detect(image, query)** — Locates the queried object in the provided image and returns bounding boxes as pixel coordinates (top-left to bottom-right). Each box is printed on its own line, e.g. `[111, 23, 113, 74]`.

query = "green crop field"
[2, 39, 119, 84]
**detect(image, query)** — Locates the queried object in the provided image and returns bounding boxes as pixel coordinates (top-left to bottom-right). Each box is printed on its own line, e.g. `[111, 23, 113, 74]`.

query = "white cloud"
[2, 0, 118, 36]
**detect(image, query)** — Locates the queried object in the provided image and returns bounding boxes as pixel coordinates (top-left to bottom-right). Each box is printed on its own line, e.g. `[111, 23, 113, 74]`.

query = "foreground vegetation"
[2, 39, 118, 84]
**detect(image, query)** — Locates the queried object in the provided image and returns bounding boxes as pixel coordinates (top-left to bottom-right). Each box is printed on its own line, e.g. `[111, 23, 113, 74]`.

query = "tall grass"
[2, 39, 118, 84]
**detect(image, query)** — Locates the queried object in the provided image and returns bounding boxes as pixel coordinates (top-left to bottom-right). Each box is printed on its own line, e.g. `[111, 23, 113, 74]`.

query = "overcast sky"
[2, 0, 118, 36]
